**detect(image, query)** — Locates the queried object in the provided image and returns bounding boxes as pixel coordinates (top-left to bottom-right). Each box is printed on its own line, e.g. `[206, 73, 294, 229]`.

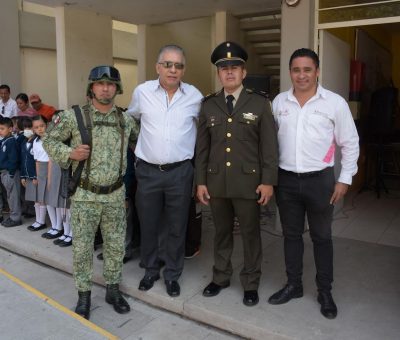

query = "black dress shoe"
[317, 292, 337, 319]
[202, 281, 230, 297]
[165, 280, 180, 297]
[75, 291, 91, 320]
[243, 290, 259, 307]
[59, 237, 72, 247]
[27, 223, 47, 231]
[105, 284, 130, 314]
[53, 236, 67, 245]
[268, 284, 303, 305]
[42, 229, 63, 239]
[138, 274, 160, 291]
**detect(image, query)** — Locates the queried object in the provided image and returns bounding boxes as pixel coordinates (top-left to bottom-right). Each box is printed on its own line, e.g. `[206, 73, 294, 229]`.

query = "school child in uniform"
[17, 117, 35, 218]
[28, 116, 48, 231]
[29, 115, 62, 239]
[0, 117, 22, 227]
[20, 117, 42, 229]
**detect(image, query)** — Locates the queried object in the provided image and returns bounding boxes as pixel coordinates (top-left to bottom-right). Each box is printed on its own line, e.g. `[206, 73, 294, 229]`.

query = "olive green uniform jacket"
[196, 88, 278, 198]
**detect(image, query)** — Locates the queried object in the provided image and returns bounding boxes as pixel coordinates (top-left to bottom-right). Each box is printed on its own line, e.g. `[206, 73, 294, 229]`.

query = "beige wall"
[144, 17, 213, 95]
[58, 7, 113, 108]
[114, 59, 138, 109]
[20, 47, 58, 108]
[0, 0, 21, 93]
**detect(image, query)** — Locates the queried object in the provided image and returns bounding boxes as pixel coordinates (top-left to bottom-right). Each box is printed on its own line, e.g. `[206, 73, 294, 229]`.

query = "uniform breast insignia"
[242, 112, 258, 121]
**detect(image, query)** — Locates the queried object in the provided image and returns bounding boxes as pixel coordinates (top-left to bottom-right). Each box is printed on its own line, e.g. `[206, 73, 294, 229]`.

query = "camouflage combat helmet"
[86, 65, 123, 97]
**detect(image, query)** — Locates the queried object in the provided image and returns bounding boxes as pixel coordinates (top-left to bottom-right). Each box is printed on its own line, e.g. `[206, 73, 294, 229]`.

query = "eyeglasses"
[158, 61, 185, 70]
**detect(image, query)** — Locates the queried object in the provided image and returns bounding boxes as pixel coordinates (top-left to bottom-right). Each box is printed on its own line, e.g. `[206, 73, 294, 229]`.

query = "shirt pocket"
[237, 115, 258, 141]
[305, 110, 334, 140]
[206, 116, 223, 140]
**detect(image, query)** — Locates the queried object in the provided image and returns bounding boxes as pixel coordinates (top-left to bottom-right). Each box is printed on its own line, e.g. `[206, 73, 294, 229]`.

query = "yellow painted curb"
[0, 267, 118, 340]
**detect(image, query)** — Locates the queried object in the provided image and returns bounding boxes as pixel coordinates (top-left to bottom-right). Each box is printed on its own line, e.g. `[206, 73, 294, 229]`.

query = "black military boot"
[75, 291, 91, 319]
[105, 284, 130, 314]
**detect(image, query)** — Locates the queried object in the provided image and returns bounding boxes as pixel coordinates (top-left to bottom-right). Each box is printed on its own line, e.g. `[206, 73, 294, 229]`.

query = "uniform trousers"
[276, 167, 335, 292]
[209, 197, 262, 291]
[135, 160, 193, 281]
[1, 170, 21, 221]
[71, 200, 126, 292]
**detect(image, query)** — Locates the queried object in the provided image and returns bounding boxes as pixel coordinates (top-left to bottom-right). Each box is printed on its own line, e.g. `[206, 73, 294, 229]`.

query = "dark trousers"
[276, 167, 335, 292]
[209, 197, 262, 291]
[125, 197, 141, 257]
[185, 197, 202, 254]
[135, 160, 193, 281]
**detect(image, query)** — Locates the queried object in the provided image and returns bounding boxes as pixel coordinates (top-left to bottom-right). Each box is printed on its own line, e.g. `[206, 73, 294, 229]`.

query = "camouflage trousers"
[71, 200, 126, 292]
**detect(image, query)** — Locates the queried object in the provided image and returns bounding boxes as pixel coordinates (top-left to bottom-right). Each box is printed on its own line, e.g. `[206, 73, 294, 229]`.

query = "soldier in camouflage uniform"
[42, 65, 139, 320]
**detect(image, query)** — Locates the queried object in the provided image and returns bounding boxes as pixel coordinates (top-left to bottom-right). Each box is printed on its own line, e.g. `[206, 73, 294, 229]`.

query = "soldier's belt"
[78, 177, 123, 194]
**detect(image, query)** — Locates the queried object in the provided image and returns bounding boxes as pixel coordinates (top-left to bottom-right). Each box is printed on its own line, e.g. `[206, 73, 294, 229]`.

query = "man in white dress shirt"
[0, 85, 18, 118]
[268, 48, 359, 319]
[127, 45, 202, 297]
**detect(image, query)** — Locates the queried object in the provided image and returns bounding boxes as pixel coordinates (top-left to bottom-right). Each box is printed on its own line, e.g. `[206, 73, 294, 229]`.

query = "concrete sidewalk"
[0, 268, 112, 340]
[0, 210, 399, 340]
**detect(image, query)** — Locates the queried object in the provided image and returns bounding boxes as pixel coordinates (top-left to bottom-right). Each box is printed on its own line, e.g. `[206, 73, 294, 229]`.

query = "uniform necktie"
[226, 95, 234, 115]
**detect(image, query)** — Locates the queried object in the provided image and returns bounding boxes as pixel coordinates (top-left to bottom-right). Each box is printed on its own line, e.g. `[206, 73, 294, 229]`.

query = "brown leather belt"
[79, 177, 123, 194]
[140, 159, 189, 172]
[279, 167, 330, 178]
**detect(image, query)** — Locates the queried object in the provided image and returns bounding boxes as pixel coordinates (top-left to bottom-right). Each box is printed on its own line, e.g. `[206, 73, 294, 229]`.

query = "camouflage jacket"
[42, 104, 139, 203]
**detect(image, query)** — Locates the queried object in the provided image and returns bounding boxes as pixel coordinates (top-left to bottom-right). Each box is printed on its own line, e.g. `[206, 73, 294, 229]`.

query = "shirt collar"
[91, 104, 117, 115]
[224, 85, 243, 102]
[287, 83, 326, 102]
[154, 78, 187, 95]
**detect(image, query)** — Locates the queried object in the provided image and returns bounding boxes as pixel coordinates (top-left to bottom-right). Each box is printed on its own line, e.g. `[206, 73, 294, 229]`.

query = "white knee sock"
[63, 209, 71, 236]
[39, 205, 47, 224]
[56, 208, 63, 231]
[47, 205, 57, 228]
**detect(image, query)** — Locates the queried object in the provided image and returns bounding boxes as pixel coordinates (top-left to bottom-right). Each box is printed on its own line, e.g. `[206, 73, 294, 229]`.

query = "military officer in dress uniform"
[196, 41, 278, 306]
[43, 65, 139, 320]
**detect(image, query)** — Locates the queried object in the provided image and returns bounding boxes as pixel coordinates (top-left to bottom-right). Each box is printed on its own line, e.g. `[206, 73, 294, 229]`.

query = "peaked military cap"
[211, 41, 248, 67]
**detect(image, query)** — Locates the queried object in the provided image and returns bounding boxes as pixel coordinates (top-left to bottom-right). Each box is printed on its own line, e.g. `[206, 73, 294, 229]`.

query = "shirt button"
[226, 148, 231, 152]
[228, 118, 232, 123]
[211, 123, 214, 126]
[226, 162, 231, 167]
[252, 169, 256, 173]
[247, 121, 250, 124]
[227, 133, 231, 137]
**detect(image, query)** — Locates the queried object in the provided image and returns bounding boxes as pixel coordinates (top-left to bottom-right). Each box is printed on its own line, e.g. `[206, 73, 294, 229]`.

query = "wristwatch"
[285, 0, 300, 6]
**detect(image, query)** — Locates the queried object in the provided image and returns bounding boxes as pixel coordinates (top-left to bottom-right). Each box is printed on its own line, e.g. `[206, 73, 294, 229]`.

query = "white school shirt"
[127, 79, 203, 165]
[32, 138, 49, 162]
[272, 84, 359, 185]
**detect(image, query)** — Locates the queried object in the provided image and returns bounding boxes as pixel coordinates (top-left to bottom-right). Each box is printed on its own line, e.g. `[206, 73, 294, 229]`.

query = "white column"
[137, 24, 147, 85]
[54, 6, 113, 109]
[280, 0, 314, 91]
[0, 0, 21, 93]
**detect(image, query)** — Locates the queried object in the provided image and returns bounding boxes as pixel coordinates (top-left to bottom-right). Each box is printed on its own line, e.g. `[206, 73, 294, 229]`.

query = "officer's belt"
[78, 177, 123, 194]
[279, 167, 330, 178]
[140, 159, 189, 172]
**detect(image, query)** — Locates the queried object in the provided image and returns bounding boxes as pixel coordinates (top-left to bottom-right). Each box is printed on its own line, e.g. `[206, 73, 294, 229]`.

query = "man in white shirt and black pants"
[128, 45, 202, 297]
[268, 48, 359, 319]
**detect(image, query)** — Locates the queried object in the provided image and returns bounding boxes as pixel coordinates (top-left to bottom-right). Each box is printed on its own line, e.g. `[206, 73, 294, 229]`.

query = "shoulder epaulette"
[202, 89, 222, 102]
[245, 88, 270, 99]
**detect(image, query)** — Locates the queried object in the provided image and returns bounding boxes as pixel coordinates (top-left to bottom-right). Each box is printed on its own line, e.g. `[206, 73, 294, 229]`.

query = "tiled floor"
[332, 189, 400, 247]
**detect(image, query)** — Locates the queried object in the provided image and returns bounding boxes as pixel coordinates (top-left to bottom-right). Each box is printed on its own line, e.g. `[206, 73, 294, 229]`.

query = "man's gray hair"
[157, 44, 186, 63]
